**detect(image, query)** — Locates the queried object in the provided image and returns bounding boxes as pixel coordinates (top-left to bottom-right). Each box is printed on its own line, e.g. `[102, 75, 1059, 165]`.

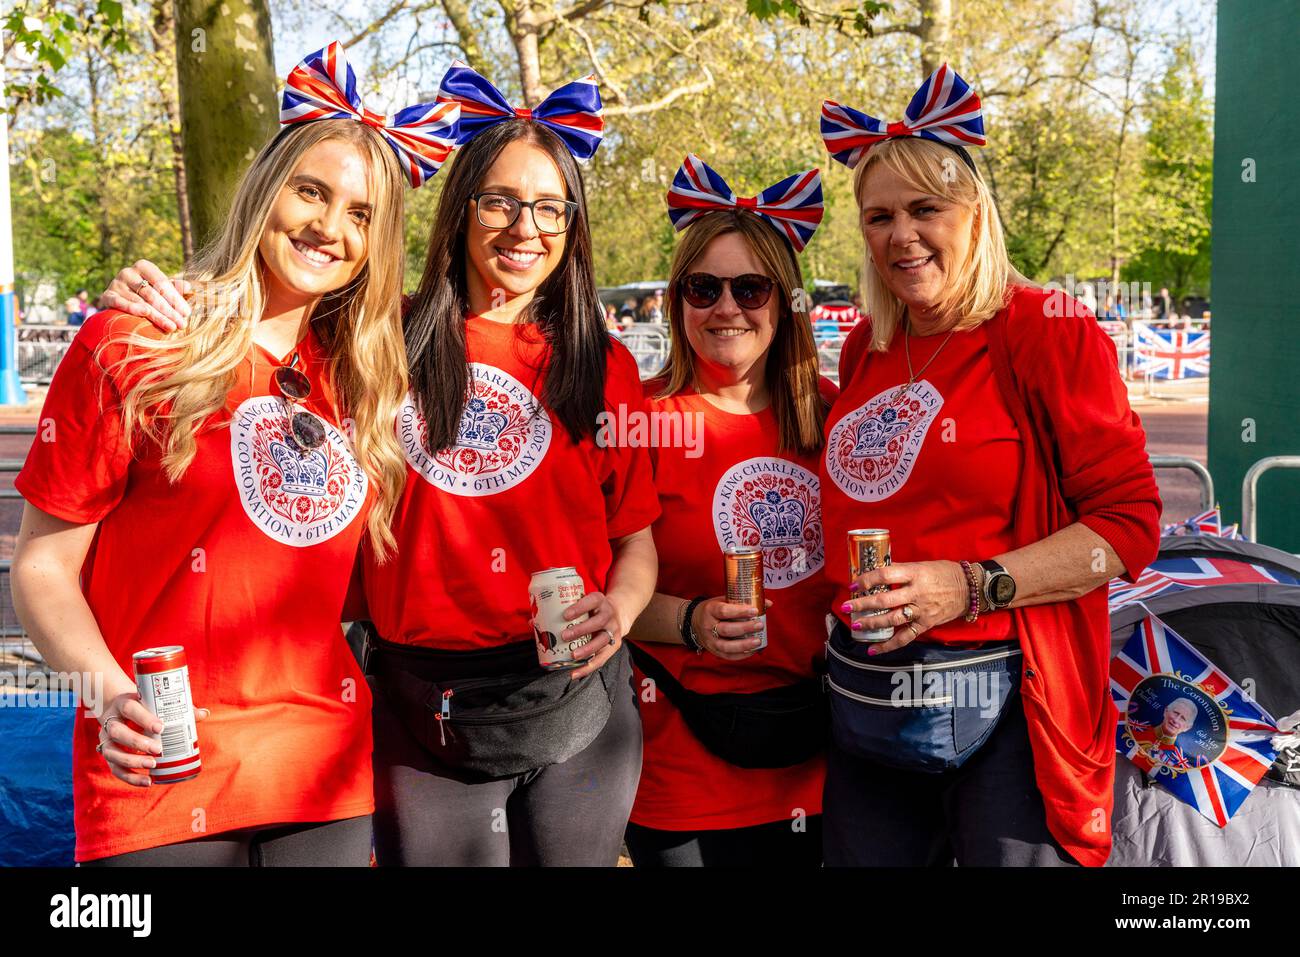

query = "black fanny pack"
[364, 625, 628, 780]
[626, 641, 828, 770]
[825, 618, 1021, 773]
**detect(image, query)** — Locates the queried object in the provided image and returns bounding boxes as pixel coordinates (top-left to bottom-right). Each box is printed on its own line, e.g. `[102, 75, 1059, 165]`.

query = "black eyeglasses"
[679, 273, 776, 310]
[273, 354, 327, 452]
[471, 192, 579, 235]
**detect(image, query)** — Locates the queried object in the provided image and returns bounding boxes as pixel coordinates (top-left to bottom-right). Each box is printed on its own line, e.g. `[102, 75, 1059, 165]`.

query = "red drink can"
[133, 646, 201, 784]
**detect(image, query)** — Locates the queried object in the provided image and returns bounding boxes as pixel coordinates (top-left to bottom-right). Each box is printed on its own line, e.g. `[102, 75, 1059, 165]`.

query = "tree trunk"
[440, 0, 487, 72]
[152, 0, 193, 264]
[508, 1, 545, 107]
[84, 46, 114, 273]
[916, 0, 953, 78]
[173, 0, 278, 249]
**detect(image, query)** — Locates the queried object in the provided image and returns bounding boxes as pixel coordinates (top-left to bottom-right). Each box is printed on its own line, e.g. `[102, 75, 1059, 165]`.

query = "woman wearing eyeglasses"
[98, 65, 657, 868]
[355, 65, 659, 867]
[622, 157, 835, 867]
[10, 43, 452, 865]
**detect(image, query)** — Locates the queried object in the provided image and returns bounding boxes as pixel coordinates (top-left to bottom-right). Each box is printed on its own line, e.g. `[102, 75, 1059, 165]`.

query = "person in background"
[65, 296, 86, 326]
[78, 290, 96, 321]
[648, 287, 665, 323]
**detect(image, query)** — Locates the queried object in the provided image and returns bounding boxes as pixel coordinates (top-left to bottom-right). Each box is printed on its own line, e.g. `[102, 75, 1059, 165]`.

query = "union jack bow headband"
[665, 155, 824, 253]
[435, 61, 604, 160]
[280, 41, 459, 188]
[821, 63, 986, 170]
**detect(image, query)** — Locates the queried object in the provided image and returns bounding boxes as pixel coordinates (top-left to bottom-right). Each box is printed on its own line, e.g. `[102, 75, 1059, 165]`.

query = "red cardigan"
[986, 285, 1162, 866]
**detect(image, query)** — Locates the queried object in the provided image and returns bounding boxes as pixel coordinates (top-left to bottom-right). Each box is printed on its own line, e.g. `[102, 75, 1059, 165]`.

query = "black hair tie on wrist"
[680, 596, 708, 653]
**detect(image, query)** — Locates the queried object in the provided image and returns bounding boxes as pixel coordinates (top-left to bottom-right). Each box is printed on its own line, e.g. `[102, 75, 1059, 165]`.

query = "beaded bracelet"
[958, 560, 981, 623]
[680, 596, 708, 653]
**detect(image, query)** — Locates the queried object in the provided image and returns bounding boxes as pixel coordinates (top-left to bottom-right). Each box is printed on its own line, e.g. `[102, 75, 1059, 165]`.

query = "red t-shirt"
[629, 379, 838, 831]
[821, 319, 1022, 644]
[364, 317, 661, 649]
[16, 310, 376, 862]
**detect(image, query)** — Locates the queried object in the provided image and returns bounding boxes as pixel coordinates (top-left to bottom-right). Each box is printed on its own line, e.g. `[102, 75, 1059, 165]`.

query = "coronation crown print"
[456, 396, 511, 451]
[269, 441, 331, 496]
[748, 489, 807, 547]
[850, 406, 917, 458]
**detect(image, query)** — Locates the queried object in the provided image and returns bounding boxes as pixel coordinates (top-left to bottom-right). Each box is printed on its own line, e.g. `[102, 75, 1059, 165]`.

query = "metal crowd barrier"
[618, 324, 671, 379]
[17, 324, 76, 384]
[1241, 456, 1300, 544]
[0, 426, 36, 643]
[1149, 454, 1216, 512]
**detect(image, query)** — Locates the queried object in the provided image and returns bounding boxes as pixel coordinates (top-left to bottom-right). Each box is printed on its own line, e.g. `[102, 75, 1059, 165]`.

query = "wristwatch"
[979, 560, 1017, 611]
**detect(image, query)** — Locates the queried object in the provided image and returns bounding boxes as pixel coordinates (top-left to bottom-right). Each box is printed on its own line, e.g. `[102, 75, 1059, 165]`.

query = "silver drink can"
[132, 646, 201, 783]
[529, 567, 591, 669]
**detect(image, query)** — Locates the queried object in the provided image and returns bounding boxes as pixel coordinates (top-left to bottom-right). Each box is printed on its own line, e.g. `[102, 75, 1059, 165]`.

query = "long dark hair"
[404, 120, 610, 450]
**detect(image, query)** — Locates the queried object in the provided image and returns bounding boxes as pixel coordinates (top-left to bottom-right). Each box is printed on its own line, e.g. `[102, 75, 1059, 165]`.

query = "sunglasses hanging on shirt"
[273, 354, 327, 453]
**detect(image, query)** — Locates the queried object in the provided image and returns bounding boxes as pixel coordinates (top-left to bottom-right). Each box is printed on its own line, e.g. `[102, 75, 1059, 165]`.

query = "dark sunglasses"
[272, 354, 327, 452]
[679, 272, 775, 310]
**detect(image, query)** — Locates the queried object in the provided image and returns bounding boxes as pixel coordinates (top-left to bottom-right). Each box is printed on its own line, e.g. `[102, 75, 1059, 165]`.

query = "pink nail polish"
[850, 620, 863, 631]
[867, 646, 879, 656]
[840, 602, 853, 614]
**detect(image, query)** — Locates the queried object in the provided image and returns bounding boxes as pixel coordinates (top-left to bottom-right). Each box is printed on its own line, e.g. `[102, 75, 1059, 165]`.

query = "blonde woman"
[818, 67, 1161, 866]
[11, 43, 454, 865]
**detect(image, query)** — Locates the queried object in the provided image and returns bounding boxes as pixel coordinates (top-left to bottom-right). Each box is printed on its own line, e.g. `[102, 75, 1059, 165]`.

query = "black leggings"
[370, 672, 643, 866]
[823, 694, 1077, 867]
[625, 816, 824, 867]
[79, 815, 373, 867]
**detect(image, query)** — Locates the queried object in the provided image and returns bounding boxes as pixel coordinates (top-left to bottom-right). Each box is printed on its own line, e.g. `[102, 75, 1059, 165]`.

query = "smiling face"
[1162, 700, 1196, 735]
[858, 161, 976, 321]
[464, 139, 569, 310]
[680, 231, 780, 381]
[257, 138, 373, 309]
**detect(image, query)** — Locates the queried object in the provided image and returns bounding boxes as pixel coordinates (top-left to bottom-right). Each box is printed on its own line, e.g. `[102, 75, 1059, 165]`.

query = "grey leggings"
[370, 668, 643, 866]
[79, 815, 373, 867]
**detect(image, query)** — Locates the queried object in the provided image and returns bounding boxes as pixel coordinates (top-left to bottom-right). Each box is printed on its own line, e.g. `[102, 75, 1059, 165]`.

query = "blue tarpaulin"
[0, 699, 76, 866]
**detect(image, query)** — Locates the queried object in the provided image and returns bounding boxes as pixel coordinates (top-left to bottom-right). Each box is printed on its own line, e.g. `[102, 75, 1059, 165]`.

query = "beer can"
[848, 529, 893, 642]
[132, 646, 201, 783]
[530, 567, 591, 670]
[723, 548, 767, 650]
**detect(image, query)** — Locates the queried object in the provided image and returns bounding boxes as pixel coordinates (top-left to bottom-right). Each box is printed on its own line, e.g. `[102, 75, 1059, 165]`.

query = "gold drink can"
[723, 548, 767, 650]
[848, 529, 893, 642]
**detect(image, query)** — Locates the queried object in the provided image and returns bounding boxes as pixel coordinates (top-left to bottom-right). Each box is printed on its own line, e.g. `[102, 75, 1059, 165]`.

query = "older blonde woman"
[817, 66, 1161, 867]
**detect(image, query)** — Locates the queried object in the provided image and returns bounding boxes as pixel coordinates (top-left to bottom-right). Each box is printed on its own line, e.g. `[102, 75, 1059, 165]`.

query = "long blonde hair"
[854, 137, 1031, 351]
[656, 210, 826, 455]
[103, 119, 410, 559]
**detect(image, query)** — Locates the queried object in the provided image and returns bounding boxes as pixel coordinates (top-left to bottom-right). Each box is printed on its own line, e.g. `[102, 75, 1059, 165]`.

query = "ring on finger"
[906, 622, 920, 640]
[132, 277, 153, 296]
[901, 603, 916, 622]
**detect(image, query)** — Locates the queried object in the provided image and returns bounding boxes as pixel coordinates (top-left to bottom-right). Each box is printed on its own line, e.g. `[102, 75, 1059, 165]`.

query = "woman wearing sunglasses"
[10, 43, 454, 865]
[817, 67, 1160, 866]
[621, 157, 835, 867]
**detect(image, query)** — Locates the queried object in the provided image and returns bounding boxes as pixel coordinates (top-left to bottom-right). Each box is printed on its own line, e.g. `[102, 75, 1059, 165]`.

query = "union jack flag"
[665, 155, 823, 252]
[821, 64, 985, 169]
[1111, 614, 1278, 826]
[1163, 507, 1222, 537]
[280, 42, 459, 188]
[1132, 322, 1211, 379]
[1108, 556, 1299, 608]
[436, 61, 604, 160]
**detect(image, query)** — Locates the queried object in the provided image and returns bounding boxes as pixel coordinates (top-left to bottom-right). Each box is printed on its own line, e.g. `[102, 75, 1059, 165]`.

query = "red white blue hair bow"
[665, 155, 824, 253]
[280, 41, 460, 188]
[821, 64, 986, 170]
[435, 60, 604, 160]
